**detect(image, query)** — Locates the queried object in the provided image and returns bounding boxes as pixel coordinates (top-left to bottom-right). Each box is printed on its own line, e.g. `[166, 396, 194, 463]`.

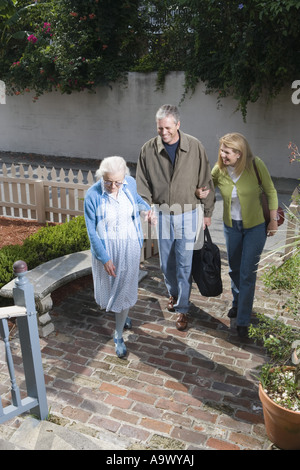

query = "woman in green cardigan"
[197, 133, 278, 338]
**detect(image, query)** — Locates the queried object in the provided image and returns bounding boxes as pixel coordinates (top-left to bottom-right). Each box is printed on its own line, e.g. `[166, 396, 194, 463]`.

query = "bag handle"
[252, 159, 263, 188]
[204, 226, 212, 244]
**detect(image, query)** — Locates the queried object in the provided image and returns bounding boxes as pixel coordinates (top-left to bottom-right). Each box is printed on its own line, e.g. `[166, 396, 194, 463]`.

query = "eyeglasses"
[103, 180, 124, 188]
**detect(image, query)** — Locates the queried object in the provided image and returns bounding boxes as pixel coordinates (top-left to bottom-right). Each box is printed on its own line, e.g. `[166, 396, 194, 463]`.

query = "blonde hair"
[217, 133, 254, 176]
[96, 156, 130, 180]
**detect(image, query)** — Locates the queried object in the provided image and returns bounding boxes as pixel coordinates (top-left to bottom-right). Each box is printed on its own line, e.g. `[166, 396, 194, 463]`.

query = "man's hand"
[142, 210, 157, 226]
[204, 217, 211, 228]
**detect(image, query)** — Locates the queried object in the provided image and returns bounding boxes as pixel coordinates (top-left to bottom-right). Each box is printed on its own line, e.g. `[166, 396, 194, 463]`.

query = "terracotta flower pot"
[259, 380, 300, 450]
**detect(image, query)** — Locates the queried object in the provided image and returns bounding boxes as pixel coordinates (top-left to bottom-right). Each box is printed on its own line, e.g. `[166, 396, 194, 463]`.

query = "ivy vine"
[1, 0, 300, 119]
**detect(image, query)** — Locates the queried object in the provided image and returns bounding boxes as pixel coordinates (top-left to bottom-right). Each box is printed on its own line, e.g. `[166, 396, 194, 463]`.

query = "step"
[4, 417, 132, 451]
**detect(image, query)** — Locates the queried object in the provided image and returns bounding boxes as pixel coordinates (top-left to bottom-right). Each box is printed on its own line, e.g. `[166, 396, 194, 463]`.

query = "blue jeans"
[156, 209, 198, 314]
[223, 220, 267, 327]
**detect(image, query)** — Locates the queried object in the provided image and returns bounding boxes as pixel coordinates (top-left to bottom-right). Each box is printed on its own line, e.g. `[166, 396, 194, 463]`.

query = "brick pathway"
[0, 246, 288, 450]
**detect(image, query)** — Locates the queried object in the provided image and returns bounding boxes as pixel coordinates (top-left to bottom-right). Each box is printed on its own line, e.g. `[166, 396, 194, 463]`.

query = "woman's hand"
[195, 186, 210, 199]
[267, 220, 278, 237]
[267, 210, 278, 237]
[104, 259, 116, 277]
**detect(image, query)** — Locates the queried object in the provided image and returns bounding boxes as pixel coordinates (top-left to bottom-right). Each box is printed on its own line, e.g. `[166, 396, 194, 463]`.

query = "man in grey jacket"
[136, 104, 215, 330]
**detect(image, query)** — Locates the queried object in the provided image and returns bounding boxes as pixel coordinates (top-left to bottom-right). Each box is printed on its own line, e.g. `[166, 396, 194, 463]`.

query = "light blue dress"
[90, 185, 141, 313]
[84, 175, 150, 314]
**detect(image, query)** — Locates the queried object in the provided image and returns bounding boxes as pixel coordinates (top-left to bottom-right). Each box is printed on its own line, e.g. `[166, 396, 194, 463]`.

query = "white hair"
[96, 156, 130, 180]
[156, 104, 180, 124]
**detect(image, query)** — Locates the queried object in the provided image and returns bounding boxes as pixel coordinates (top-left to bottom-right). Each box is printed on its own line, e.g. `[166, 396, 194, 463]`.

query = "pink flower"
[288, 142, 300, 164]
[27, 34, 38, 44]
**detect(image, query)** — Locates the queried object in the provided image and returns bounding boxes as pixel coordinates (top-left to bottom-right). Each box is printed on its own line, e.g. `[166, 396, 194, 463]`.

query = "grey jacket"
[136, 131, 215, 216]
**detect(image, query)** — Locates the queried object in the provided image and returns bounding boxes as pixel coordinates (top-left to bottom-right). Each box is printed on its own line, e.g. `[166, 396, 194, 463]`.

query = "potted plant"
[249, 314, 300, 450]
[249, 144, 300, 449]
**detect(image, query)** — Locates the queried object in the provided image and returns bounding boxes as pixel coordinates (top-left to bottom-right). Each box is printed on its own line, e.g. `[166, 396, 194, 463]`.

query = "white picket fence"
[0, 162, 158, 260]
[0, 162, 94, 223]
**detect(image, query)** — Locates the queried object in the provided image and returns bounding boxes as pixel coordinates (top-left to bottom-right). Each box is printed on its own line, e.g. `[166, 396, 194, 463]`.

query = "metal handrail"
[0, 261, 48, 424]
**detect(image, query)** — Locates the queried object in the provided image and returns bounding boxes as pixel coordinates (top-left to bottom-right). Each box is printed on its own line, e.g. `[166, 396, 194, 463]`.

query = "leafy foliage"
[1, 0, 145, 98]
[260, 365, 300, 411]
[261, 253, 300, 315]
[1, 0, 300, 116]
[0, 216, 89, 292]
[249, 313, 299, 364]
[137, 0, 300, 119]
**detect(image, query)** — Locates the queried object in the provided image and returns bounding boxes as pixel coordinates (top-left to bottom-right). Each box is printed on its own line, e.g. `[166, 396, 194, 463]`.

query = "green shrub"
[261, 253, 300, 316]
[0, 216, 90, 293]
[261, 253, 300, 292]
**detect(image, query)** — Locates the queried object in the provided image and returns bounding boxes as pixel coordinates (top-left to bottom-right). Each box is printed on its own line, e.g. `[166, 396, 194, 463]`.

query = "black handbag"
[192, 227, 223, 297]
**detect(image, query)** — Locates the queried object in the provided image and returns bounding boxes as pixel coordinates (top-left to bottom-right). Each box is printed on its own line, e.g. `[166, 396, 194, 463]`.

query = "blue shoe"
[114, 337, 127, 358]
[124, 317, 132, 330]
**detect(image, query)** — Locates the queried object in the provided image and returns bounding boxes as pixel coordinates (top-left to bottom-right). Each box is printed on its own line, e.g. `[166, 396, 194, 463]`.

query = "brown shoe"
[167, 296, 177, 312]
[176, 313, 188, 331]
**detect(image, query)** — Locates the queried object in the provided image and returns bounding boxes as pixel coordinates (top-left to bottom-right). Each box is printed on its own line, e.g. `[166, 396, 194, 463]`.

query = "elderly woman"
[84, 156, 152, 357]
[197, 133, 278, 338]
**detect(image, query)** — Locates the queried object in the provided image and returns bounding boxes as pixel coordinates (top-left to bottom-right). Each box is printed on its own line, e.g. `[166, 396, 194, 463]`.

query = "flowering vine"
[288, 142, 300, 164]
[1, 0, 143, 100]
[1, 0, 299, 117]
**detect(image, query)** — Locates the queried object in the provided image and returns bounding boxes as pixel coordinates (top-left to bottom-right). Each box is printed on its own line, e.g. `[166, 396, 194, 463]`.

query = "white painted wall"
[0, 72, 299, 178]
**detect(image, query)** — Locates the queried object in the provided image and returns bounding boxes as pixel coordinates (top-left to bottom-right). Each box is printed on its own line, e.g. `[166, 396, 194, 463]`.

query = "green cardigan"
[211, 157, 278, 228]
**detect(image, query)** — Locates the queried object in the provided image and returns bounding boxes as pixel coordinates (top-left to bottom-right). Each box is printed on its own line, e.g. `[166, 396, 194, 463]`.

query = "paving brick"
[235, 410, 265, 425]
[132, 403, 163, 419]
[229, 431, 265, 449]
[110, 409, 139, 425]
[89, 415, 121, 433]
[207, 437, 240, 450]
[164, 380, 189, 392]
[81, 399, 110, 416]
[99, 382, 128, 396]
[61, 406, 91, 423]
[140, 417, 172, 434]
[162, 412, 193, 428]
[67, 363, 93, 376]
[119, 424, 151, 441]
[127, 390, 157, 405]
[104, 395, 133, 409]
[165, 352, 190, 363]
[138, 373, 164, 386]
[155, 397, 187, 414]
[186, 406, 218, 424]
[145, 384, 173, 398]
[171, 426, 207, 446]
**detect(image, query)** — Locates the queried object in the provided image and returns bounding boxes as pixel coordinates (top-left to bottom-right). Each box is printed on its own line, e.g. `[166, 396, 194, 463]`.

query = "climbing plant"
[134, 0, 300, 119]
[1, 0, 300, 117]
[1, 0, 146, 98]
